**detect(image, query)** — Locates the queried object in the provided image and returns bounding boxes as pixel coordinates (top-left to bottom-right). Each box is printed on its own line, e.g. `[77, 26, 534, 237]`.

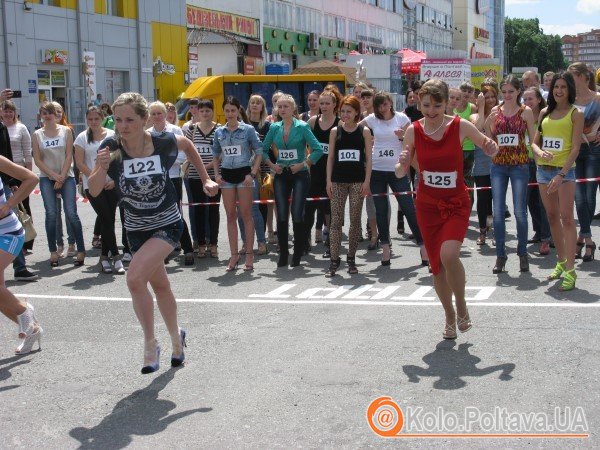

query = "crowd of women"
[0, 60, 598, 370]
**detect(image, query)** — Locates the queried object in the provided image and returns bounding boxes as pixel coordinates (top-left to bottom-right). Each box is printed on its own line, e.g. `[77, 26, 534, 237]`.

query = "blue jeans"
[39, 177, 85, 253]
[274, 169, 310, 223]
[575, 142, 600, 238]
[490, 163, 529, 257]
[55, 196, 75, 246]
[370, 170, 422, 245]
[527, 160, 551, 241]
[239, 181, 266, 244]
[4, 188, 27, 273]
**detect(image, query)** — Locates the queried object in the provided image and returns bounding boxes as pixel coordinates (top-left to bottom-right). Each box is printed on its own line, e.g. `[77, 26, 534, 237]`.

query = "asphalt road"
[0, 190, 598, 449]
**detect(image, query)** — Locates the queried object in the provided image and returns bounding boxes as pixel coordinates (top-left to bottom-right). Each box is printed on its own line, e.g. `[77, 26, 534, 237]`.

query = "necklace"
[423, 118, 446, 136]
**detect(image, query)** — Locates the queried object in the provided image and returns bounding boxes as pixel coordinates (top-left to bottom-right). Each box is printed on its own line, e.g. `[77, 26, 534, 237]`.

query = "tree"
[505, 18, 568, 74]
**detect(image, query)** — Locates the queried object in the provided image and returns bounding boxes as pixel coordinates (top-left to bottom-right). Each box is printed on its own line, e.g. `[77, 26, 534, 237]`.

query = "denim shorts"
[536, 166, 576, 184]
[126, 220, 183, 254]
[220, 179, 255, 189]
[0, 231, 25, 257]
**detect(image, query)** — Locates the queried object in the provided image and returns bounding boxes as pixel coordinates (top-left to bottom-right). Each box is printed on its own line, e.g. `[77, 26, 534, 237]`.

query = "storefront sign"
[420, 59, 471, 88]
[474, 27, 489, 42]
[37, 70, 50, 86]
[51, 70, 66, 86]
[188, 48, 199, 81]
[244, 56, 264, 75]
[356, 34, 384, 45]
[471, 63, 502, 88]
[154, 57, 176, 75]
[28, 80, 37, 94]
[186, 6, 259, 40]
[83, 51, 97, 98]
[42, 49, 69, 65]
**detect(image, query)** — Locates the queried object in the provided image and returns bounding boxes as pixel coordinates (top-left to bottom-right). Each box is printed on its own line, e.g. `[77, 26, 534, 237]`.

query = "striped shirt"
[105, 132, 181, 231]
[0, 178, 23, 236]
[185, 123, 217, 179]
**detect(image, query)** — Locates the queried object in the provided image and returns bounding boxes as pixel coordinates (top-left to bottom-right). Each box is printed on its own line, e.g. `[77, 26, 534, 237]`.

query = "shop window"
[106, 0, 121, 16]
[105, 70, 129, 104]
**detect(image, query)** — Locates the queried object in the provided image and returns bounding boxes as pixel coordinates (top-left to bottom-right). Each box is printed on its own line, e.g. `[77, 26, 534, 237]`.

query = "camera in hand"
[11, 90, 22, 98]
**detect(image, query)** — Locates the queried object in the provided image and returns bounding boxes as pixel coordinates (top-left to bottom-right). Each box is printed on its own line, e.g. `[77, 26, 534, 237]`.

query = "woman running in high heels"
[0, 154, 41, 354]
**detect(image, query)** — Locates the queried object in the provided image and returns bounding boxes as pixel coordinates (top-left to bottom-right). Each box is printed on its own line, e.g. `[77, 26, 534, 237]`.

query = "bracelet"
[557, 172, 566, 178]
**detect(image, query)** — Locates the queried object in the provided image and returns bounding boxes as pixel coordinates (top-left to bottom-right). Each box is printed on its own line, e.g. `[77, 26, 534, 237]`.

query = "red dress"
[414, 116, 470, 275]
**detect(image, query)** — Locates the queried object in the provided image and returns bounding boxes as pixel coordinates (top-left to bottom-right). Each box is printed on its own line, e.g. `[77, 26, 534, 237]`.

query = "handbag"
[16, 203, 37, 243]
[260, 173, 274, 200]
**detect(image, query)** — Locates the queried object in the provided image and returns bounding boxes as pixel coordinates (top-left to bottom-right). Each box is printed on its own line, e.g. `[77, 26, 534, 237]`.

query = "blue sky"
[505, 0, 600, 36]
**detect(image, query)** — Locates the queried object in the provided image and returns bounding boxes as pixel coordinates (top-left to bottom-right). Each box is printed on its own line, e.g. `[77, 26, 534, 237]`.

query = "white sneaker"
[114, 259, 126, 274]
[122, 252, 132, 262]
[100, 259, 112, 274]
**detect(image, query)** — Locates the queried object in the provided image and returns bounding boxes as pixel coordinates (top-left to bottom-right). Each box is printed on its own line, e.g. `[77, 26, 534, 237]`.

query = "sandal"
[457, 314, 472, 333]
[92, 236, 102, 249]
[367, 236, 380, 251]
[74, 252, 85, 267]
[347, 256, 358, 274]
[196, 244, 207, 258]
[558, 269, 577, 291]
[547, 259, 567, 280]
[583, 242, 596, 262]
[226, 255, 240, 272]
[443, 321, 457, 340]
[243, 253, 254, 272]
[50, 252, 59, 267]
[325, 258, 341, 278]
[257, 242, 268, 255]
[209, 245, 218, 258]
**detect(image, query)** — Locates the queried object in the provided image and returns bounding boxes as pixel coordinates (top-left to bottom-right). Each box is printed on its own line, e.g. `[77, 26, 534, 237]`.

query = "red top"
[414, 115, 467, 200]
[491, 105, 529, 166]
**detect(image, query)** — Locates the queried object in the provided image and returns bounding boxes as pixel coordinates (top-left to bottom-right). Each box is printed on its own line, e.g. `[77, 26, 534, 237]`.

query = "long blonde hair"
[246, 94, 267, 129]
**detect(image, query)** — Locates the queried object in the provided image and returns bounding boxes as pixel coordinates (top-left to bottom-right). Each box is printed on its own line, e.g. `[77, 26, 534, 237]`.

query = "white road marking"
[14, 293, 600, 308]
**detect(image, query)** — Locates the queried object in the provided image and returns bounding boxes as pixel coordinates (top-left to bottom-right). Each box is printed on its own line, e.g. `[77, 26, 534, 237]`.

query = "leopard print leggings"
[329, 182, 364, 260]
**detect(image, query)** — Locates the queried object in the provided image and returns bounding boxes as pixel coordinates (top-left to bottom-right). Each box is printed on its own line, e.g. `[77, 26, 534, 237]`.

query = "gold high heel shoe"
[74, 252, 85, 267]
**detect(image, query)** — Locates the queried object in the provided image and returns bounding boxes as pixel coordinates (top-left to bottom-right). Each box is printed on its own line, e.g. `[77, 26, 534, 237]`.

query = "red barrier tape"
[33, 177, 600, 207]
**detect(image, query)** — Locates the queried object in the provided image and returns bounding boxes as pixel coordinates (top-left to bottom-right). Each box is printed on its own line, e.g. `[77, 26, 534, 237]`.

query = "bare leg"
[557, 182, 577, 270]
[149, 263, 182, 355]
[221, 188, 240, 267]
[439, 240, 467, 318]
[0, 251, 28, 323]
[237, 186, 255, 267]
[126, 237, 173, 364]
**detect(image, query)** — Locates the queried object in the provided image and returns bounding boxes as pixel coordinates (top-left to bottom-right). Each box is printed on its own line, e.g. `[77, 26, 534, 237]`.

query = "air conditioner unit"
[308, 33, 319, 51]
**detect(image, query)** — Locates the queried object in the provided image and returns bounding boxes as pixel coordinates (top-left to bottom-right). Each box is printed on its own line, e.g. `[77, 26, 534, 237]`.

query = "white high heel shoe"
[17, 303, 36, 338]
[15, 326, 43, 355]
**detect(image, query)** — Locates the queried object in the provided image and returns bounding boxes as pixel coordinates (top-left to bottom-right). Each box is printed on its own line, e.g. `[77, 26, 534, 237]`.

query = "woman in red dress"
[396, 80, 498, 339]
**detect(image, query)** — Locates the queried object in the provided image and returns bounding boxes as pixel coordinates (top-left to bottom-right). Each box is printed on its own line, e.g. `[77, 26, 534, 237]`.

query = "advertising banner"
[471, 63, 501, 89]
[83, 51, 97, 98]
[420, 59, 470, 88]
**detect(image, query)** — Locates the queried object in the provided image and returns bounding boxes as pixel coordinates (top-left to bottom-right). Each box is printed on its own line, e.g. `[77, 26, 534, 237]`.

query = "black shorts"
[126, 220, 183, 254]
